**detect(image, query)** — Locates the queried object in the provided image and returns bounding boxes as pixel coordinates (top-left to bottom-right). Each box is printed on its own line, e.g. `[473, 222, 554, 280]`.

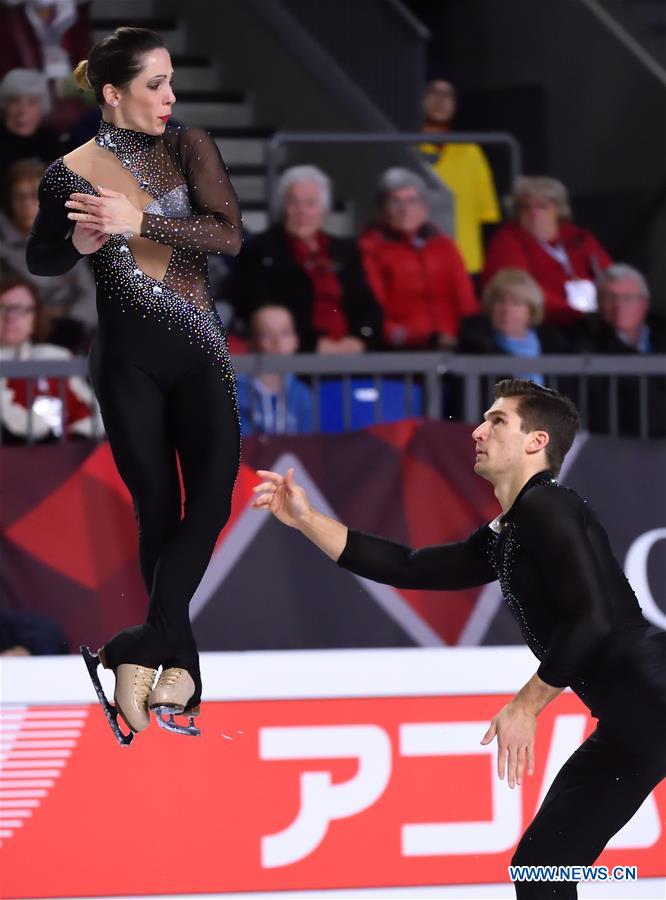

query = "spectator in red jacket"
[0, 276, 102, 442]
[481, 176, 612, 326]
[359, 167, 478, 349]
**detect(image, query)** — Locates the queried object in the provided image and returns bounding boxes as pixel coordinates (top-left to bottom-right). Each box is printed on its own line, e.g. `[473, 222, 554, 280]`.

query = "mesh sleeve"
[141, 127, 242, 255]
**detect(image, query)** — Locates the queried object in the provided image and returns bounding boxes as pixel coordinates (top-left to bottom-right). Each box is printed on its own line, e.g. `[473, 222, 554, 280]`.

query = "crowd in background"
[0, 0, 664, 449]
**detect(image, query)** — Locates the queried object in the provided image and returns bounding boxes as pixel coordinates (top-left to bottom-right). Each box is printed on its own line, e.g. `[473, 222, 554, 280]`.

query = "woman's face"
[283, 180, 326, 241]
[3, 95, 44, 136]
[10, 177, 40, 233]
[490, 290, 533, 337]
[516, 194, 559, 242]
[0, 286, 37, 347]
[384, 187, 428, 235]
[110, 48, 176, 135]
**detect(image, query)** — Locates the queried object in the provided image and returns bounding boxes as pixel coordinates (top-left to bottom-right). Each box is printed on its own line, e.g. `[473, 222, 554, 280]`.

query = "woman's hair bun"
[73, 59, 90, 91]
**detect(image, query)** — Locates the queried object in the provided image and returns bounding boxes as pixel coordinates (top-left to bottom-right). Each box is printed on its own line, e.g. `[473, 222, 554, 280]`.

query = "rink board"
[1, 648, 664, 899]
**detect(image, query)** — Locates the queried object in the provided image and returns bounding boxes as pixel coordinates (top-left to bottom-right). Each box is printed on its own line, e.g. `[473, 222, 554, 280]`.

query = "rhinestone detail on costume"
[496, 528, 546, 657]
[44, 120, 240, 415]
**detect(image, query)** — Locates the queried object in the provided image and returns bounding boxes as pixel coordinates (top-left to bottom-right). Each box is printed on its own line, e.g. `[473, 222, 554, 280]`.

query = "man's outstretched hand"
[251, 467, 348, 560]
[251, 468, 311, 528]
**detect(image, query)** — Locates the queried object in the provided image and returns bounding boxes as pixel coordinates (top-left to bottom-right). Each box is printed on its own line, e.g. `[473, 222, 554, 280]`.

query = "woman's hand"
[66, 186, 143, 236]
[71, 221, 110, 255]
[251, 467, 312, 529]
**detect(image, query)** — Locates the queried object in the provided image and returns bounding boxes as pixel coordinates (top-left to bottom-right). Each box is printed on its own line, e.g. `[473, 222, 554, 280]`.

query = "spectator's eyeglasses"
[600, 293, 645, 304]
[0, 304, 36, 317]
[386, 195, 425, 208]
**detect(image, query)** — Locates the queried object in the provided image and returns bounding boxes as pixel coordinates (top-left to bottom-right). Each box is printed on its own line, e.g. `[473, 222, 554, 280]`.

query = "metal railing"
[265, 131, 523, 220]
[2, 353, 664, 443]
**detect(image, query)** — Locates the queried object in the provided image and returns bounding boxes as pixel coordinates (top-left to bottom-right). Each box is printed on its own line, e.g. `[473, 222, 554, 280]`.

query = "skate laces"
[158, 668, 188, 688]
[133, 667, 157, 698]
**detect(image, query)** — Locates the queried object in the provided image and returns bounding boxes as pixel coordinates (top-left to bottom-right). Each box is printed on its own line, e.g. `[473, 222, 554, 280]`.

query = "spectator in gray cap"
[0, 68, 63, 171]
[359, 167, 478, 349]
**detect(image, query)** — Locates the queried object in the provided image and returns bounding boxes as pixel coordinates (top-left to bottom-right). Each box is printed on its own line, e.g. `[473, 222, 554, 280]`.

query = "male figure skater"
[252, 379, 666, 898]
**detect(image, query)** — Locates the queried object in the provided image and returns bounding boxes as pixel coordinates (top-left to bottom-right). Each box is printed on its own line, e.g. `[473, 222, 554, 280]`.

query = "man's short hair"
[248, 303, 296, 334]
[597, 263, 650, 300]
[494, 379, 581, 476]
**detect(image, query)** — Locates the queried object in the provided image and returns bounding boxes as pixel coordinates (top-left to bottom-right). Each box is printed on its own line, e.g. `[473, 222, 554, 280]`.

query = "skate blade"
[80, 645, 134, 747]
[153, 705, 201, 737]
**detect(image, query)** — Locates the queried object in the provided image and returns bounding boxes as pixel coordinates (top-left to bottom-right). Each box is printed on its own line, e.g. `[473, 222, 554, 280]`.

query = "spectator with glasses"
[0, 275, 101, 442]
[359, 167, 477, 350]
[0, 158, 96, 348]
[569, 264, 666, 437]
[482, 176, 612, 326]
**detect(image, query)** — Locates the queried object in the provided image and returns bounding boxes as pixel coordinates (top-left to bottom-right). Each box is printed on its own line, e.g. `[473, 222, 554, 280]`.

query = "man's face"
[598, 277, 648, 335]
[472, 396, 543, 481]
[251, 307, 299, 355]
[423, 80, 456, 125]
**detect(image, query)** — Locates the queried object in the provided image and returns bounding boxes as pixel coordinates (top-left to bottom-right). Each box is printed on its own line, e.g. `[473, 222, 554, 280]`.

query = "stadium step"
[89, 10, 355, 236]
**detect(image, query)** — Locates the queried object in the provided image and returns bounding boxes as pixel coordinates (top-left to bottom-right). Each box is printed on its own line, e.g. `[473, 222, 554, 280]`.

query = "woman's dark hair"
[494, 379, 581, 476]
[73, 27, 166, 104]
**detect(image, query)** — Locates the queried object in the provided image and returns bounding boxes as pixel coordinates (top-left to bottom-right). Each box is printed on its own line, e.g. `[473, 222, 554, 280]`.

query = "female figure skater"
[27, 27, 242, 742]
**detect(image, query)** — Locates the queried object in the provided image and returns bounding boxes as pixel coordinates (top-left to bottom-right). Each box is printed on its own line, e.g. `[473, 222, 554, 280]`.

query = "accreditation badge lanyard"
[538, 239, 598, 313]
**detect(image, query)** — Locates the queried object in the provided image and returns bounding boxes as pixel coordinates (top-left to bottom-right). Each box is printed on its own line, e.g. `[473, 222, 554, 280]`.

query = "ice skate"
[80, 645, 157, 745]
[149, 667, 201, 737]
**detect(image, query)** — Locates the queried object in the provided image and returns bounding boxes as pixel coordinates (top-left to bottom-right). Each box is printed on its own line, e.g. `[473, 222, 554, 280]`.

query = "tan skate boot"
[113, 664, 158, 733]
[149, 668, 200, 737]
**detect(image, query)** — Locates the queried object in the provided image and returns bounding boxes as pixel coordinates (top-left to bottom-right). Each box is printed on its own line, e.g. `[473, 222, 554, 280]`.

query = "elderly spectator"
[458, 268, 570, 385]
[419, 65, 501, 274]
[236, 305, 313, 436]
[359, 167, 478, 350]
[482, 176, 612, 326]
[0, 158, 96, 347]
[231, 165, 383, 353]
[0, 276, 102, 442]
[0, 68, 63, 171]
[569, 264, 666, 437]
